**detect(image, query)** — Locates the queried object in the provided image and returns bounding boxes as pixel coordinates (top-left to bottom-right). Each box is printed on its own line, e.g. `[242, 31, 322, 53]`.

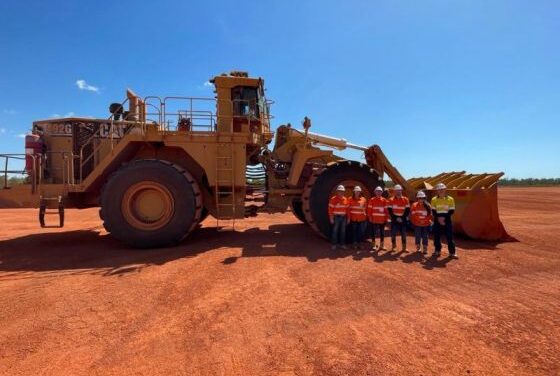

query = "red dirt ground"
[0, 187, 559, 375]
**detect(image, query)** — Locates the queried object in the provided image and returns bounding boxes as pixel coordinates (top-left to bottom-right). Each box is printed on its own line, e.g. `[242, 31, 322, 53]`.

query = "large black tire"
[302, 161, 382, 239]
[100, 159, 202, 248]
[290, 199, 308, 224]
[199, 207, 210, 222]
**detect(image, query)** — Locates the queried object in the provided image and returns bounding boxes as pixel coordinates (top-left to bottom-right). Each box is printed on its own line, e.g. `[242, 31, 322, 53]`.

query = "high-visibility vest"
[328, 195, 349, 216]
[389, 196, 410, 216]
[347, 196, 367, 222]
[410, 201, 433, 227]
[431, 195, 455, 214]
[367, 196, 389, 224]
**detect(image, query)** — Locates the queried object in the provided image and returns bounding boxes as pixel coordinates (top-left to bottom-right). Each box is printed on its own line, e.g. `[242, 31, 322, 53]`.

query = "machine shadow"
[0, 222, 508, 276]
[0, 229, 205, 277]
[0, 223, 336, 276]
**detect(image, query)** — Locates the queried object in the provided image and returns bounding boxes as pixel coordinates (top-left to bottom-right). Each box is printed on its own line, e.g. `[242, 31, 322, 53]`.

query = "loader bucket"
[407, 172, 508, 241]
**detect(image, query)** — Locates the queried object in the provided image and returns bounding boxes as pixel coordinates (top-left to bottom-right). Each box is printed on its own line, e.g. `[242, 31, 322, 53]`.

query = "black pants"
[433, 219, 456, 254]
[391, 219, 407, 245]
[371, 223, 385, 243]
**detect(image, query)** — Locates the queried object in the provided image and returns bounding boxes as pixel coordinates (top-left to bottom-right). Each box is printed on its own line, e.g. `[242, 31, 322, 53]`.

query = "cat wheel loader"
[0, 71, 508, 248]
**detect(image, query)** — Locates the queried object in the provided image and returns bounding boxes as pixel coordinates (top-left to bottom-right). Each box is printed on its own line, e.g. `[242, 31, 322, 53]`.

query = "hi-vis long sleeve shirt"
[328, 195, 349, 216]
[431, 195, 456, 219]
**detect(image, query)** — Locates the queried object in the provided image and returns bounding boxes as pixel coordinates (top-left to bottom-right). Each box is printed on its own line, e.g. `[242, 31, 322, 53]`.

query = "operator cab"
[212, 71, 272, 139]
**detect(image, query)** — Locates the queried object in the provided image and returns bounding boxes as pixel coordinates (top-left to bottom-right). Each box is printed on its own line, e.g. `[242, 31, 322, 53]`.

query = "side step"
[39, 196, 65, 228]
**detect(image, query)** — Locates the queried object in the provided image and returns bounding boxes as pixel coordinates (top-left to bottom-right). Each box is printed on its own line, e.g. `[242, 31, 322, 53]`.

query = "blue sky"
[0, 0, 558, 178]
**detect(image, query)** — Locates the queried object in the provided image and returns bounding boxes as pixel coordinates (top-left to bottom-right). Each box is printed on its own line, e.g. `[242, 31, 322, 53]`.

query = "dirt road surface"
[1, 187, 559, 375]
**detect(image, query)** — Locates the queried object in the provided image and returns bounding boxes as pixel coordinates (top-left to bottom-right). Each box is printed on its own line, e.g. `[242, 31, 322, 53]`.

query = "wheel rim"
[122, 181, 175, 231]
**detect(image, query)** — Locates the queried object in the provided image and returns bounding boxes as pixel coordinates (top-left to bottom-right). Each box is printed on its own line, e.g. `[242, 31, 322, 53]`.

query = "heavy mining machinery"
[0, 71, 507, 247]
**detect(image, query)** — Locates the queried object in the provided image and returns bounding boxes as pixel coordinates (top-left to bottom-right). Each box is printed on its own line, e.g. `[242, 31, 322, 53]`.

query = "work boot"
[372, 243, 379, 251]
[434, 250, 441, 257]
[402, 242, 408, 252]
[422, 245, 428, 254]
[379, 241, 386, 251]
[416, 244, 421, 252]
[450, 253, 459, 259]
[391, 242, 397, 251]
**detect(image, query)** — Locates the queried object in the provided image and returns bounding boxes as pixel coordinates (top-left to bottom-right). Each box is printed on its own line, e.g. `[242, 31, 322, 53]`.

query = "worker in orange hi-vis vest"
[347, 186, 368, 249]
[367, 186, 389, 251]
[410, 191, 433, 254]
[388, 184, 410, 252]
[328, 184, 349, 250]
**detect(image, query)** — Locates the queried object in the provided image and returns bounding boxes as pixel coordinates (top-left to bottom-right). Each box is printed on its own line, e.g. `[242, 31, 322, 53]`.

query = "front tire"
[290, 199, 308, 224]
[100, 159, 202, 248]
[302, 161, 382, 239]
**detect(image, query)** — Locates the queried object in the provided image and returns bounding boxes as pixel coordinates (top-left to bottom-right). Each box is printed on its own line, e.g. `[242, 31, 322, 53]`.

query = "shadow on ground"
[0, 222, 513, 276]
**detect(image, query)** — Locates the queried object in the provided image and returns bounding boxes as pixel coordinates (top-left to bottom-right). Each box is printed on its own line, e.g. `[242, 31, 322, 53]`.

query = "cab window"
[231, 86, 259, 117]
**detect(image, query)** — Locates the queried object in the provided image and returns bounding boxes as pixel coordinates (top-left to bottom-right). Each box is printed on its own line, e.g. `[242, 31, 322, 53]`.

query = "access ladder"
[215, 143, 236, 231]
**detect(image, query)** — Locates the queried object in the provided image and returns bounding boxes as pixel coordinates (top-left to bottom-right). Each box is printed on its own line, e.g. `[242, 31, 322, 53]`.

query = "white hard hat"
[374, 186, 383, 192]
[394, 184, 403, 191]
[416, 191, 426, 198]
[435, 183, 447, 190]
[353, 186, 362, 192]
[336, 185, 346, 192]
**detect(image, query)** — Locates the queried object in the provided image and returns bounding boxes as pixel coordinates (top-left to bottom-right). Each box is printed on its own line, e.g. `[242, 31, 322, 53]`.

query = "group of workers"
[328, 182, 457, 259]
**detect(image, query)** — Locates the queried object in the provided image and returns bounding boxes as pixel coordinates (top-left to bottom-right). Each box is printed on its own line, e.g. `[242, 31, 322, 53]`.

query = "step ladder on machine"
[215, 143, 236, 231]
[39, 195, 65, 228]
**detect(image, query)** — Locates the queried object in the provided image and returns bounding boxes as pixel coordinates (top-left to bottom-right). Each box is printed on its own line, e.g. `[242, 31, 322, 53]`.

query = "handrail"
[0, 154, 27, 189]
[72, 92, 274, 183]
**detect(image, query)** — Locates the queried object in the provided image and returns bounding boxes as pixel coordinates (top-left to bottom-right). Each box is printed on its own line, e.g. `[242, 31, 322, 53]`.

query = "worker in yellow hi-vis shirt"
[431, 183, 458, 259]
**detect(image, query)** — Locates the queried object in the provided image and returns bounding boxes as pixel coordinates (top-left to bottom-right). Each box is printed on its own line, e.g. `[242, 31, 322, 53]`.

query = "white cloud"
[50, 112, 76, 118]
[17, 133, 26, 138]
[203, 81, 213, 87]
[3, 109, 17, 115]
[76, 79, 99, 93]
[0, 128, 6, 133]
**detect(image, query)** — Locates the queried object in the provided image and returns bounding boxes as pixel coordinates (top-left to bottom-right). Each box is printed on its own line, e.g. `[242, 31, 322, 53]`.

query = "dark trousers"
[350, 221, 367, 244]
[391, 219, 407, 245]
[371, 222, 386, 243]
[331, 215, 347, 245]
[433, 219, 456, 254]
[414, 225, 429, 247]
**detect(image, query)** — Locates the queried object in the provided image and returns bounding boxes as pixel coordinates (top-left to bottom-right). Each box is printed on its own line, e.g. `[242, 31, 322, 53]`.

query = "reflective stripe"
[371, 213, 385, 217]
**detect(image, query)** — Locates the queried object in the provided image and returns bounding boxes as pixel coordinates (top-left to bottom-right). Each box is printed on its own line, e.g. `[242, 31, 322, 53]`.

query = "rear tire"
[100, 159, 202, 248]
[302, 161, 382, 239]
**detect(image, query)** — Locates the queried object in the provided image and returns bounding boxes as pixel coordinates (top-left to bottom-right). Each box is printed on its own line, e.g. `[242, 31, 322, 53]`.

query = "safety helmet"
[394, 184, 403, 191]
[374, 186, 383, 192]
[416, 191, 426, 198]
[435, 183, 447, 190]
[353, 186, 362, 192]
[336, 184, 346, 192]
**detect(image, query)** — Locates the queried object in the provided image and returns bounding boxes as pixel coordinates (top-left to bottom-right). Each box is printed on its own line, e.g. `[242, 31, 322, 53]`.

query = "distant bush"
[382, 178, 560, 187]
[2, 175, 28, 188]
[499, 178, 560, 186]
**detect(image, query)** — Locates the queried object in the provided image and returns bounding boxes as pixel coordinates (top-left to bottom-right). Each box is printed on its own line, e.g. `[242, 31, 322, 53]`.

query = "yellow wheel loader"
[0, 71, 507, 248]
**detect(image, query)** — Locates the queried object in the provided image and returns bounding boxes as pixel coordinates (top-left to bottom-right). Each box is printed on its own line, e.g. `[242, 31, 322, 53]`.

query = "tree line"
[498, 178, 560, 186]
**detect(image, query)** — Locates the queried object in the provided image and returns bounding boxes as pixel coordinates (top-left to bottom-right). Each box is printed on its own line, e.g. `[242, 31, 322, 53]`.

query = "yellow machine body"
[0, 71, 508, 245]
